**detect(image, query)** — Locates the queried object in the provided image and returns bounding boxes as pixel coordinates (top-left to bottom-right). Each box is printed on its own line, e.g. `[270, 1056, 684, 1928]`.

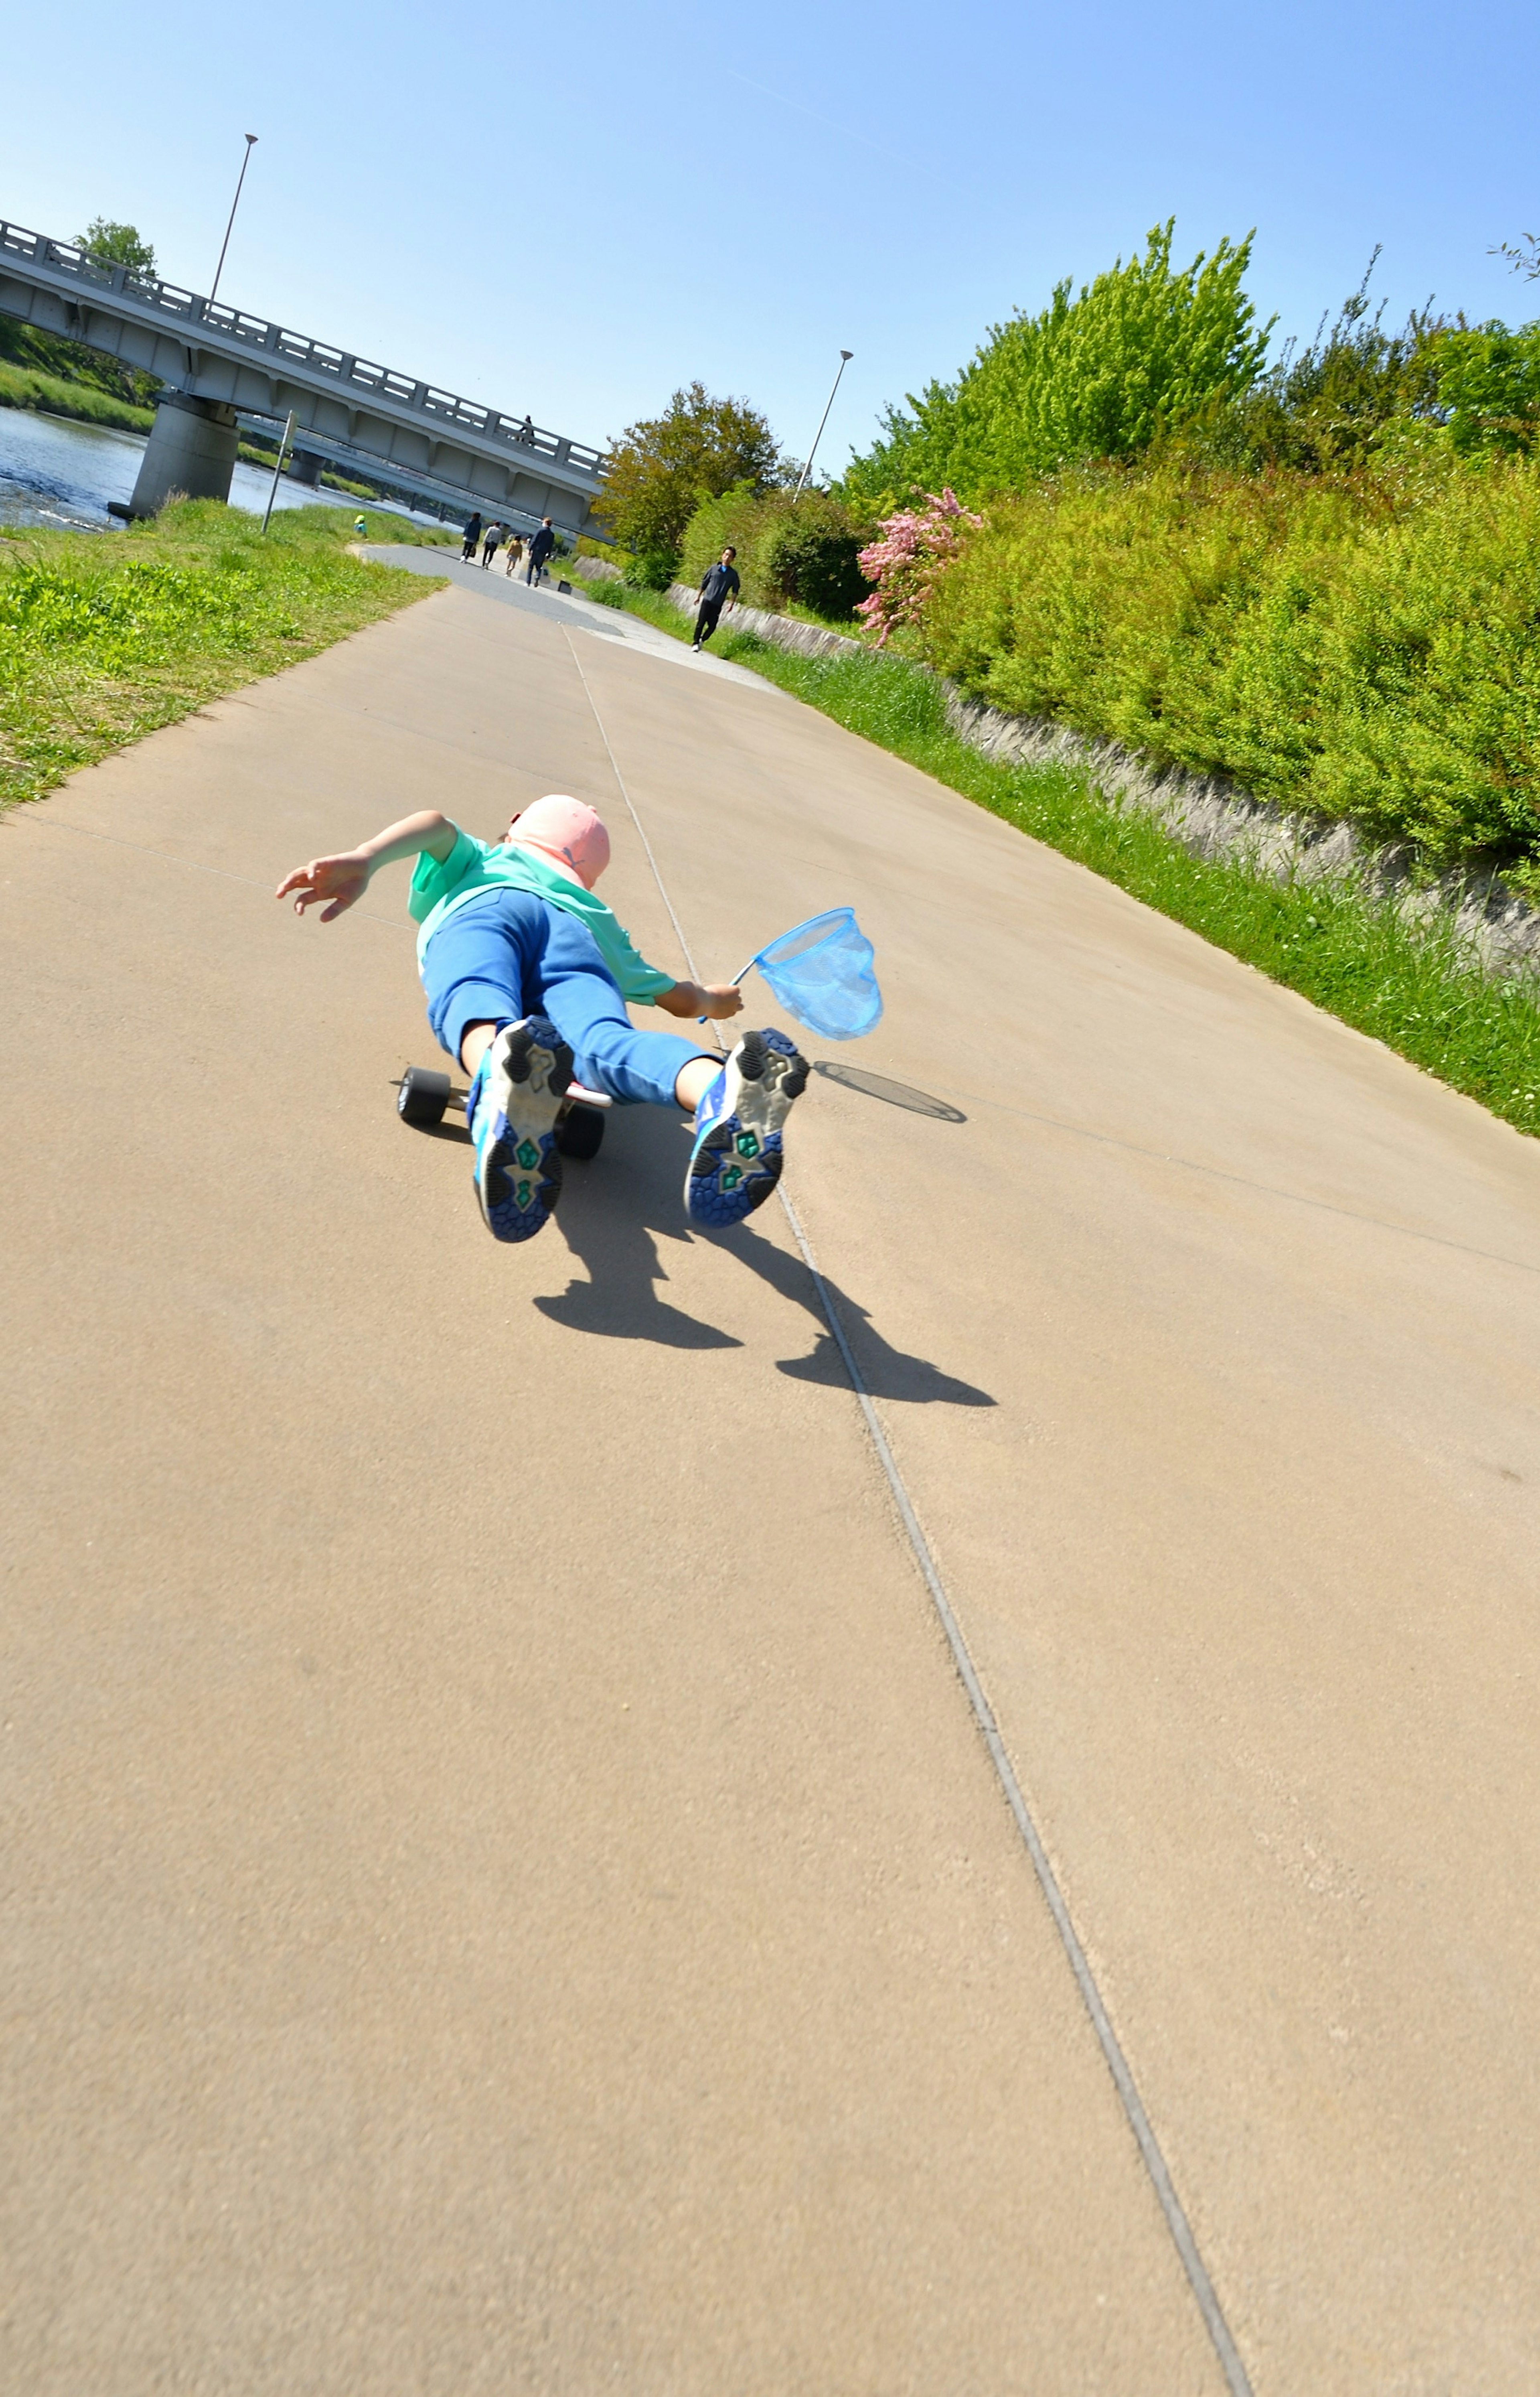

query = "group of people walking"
[460, 513, 559, 586]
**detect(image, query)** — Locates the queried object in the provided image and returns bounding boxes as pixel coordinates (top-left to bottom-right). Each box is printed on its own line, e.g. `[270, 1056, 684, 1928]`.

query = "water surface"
[0, 406, 419, 532]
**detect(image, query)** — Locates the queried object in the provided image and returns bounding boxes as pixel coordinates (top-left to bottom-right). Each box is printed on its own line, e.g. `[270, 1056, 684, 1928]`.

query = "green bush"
[679, 484, 871, 620]
[1435, 322, 1540, 453]
[678, 483, 768, 587]
[918, 451, 1540, 881]
[1168, 270, 1449, 474]
[758, 495, 871, 618]
[842, 222, 1268, 509]
[622, 546, 679, 591]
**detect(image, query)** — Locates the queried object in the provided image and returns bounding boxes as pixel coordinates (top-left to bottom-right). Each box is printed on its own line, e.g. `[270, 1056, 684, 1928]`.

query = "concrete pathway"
[369, 540, 773, 688]
[4, 571, 1540, 2394]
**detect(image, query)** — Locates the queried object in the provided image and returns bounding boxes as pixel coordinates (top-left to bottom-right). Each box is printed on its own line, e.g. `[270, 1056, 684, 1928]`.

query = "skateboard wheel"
[397, 1066, 451, 1128]
[556, 1103, 606, 1161]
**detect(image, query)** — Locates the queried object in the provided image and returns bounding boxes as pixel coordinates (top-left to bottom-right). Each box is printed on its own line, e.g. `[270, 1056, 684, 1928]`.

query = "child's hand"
[275, 850, 371, 922]
[699, 983, 744, 1021]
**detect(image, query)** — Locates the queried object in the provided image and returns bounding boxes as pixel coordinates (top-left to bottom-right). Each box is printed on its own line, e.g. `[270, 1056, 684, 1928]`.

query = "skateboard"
[395, 1066, 608, 1161]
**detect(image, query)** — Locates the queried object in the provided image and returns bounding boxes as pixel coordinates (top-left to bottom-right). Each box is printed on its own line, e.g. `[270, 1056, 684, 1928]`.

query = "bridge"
[0, 216, 608, 531]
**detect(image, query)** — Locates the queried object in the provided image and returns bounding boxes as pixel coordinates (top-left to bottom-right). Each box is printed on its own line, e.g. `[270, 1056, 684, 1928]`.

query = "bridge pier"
[286, 448, 324, 487]
[127, 391, 239, 518]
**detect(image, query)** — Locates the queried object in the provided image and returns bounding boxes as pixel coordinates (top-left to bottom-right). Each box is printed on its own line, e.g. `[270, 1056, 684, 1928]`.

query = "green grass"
[0, 498, 446, 811]
[588, 579, 1540, 1139]
[0, 360, 154, 434]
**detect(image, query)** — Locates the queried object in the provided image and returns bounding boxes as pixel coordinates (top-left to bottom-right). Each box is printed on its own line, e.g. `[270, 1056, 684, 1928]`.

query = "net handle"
[697, 915, 853, 1021]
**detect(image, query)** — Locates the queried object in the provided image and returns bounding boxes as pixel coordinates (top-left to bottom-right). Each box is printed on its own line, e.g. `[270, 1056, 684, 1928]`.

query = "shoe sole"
[474, 1018, 573, 1242]
[686, 1028, 807, 1228]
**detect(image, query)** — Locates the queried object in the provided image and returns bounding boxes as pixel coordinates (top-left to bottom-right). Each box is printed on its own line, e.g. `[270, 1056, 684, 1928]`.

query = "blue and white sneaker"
[685, 1027, 808, 1227]
[465, 1017, 572, 1242]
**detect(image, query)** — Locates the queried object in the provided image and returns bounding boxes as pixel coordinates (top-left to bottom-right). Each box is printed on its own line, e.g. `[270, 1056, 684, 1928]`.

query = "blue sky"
[4, 0, 1536, 471]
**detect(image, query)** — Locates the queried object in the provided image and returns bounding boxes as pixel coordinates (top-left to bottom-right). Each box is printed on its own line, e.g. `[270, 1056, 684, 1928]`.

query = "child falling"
[276, 796, 813, 1244]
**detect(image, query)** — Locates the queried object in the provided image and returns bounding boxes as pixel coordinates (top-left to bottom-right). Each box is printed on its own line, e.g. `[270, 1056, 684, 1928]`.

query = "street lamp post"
[209, 134, 258, 304]
[793, 350, 853, 501]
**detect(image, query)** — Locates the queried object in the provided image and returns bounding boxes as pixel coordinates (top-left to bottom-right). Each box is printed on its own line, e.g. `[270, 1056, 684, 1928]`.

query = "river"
[0, 405, 424, 532]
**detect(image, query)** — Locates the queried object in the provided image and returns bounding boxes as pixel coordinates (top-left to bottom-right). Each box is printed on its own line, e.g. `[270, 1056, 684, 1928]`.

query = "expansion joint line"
[561, 629, 1254, 2397]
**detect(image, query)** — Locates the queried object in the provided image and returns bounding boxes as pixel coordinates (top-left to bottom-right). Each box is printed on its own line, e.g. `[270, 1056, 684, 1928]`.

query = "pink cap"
[505, 795, 611, 889]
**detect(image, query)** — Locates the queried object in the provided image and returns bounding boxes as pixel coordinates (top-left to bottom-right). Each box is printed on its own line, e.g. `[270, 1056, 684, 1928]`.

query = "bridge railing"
[0, 219, 607, 480]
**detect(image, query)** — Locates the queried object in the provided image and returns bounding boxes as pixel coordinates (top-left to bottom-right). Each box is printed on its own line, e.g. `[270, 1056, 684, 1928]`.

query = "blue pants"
[421, 889, 707, 1108]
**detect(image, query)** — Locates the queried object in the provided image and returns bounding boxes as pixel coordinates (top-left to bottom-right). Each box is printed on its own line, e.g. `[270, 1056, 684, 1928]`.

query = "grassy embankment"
[583, 574, 1540, 1140]
[0, 361, 353, 472]
[0, 325, 433, 495]
[0, 358, 154, 434]
[0, 320, 158, 432]
[0, 498, 449, 812]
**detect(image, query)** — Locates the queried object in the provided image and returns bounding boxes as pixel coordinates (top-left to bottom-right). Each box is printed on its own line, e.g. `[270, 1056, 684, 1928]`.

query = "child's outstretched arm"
[656, 980, 744, 1023]
[276, 810, 460, 922]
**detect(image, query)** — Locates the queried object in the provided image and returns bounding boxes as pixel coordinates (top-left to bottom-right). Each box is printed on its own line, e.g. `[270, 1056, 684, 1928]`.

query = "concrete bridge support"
[127, 391, 239, 518]
[287, 447, 324, 487]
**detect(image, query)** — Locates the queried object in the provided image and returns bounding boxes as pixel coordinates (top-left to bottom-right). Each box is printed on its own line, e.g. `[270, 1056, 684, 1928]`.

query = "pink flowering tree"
[855, 488, 983, 647]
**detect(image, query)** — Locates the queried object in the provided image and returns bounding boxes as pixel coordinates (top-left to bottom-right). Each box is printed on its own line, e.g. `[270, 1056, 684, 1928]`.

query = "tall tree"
[75, 219, 157, 276]
[596, 381, 782, 563]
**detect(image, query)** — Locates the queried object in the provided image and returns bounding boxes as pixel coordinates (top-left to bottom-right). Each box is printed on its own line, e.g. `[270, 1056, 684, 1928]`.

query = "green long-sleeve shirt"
[409, 829, 675, 1003]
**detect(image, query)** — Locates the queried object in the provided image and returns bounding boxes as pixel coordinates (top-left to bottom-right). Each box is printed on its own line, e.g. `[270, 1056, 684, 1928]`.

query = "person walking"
[503, 530, 525, 578]
[461, 510, 483, 562]
[481, 522, 505, 569]
[525, 518, 557, 587]
[692, 546, 741, 650]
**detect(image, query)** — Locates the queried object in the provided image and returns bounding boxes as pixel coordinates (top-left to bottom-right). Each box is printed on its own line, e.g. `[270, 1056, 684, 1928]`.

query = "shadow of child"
[536, 1107, 994, 1406]
[535, 1107, 741, 1351]
[707, 1218, 996, 1407]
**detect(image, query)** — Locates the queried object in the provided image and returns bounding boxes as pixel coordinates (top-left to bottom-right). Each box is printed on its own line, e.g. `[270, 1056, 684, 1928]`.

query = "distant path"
[4, 570, 1540, 2393]
[365, 540, 772, 686]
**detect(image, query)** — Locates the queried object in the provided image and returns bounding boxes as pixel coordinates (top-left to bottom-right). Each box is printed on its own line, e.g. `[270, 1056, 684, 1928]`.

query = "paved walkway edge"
[564, 628, 1256, 2397]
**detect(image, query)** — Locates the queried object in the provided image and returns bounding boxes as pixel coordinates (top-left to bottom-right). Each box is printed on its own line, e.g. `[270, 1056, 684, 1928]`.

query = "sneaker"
[684, 1028, 807, 1227]
[466, 1017, 572, 1241]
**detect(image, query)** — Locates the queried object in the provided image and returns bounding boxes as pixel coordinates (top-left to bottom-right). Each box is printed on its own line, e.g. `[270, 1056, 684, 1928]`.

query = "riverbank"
[0, 498, 448, 812]
[587, 575, 1540, 1140]
[0, 359, 154, 434]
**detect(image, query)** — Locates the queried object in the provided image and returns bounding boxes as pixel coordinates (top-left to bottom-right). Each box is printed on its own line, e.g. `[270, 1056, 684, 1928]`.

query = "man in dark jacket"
[692, 547, 741, 649]
[461, 511, 483, 562]
[525, 519, 557, 587]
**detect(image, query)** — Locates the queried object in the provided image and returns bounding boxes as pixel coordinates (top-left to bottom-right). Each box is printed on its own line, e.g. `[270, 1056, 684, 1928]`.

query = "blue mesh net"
[743, 907, 883, 1041]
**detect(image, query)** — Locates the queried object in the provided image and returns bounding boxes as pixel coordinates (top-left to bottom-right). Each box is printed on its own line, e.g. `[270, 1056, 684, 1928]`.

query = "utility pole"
[210, 134, 258, 305]
[793, 351, 853, 501]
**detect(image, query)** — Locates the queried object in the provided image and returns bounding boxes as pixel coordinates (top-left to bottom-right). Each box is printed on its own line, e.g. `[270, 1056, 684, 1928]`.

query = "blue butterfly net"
[743, 907, 883, 1041]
